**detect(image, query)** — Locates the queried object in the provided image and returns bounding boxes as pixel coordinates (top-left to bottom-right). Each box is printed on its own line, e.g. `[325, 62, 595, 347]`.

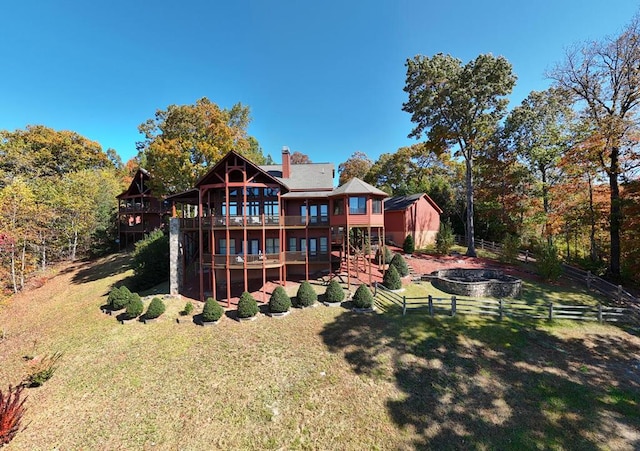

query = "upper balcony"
[180, 215, 330, 231]
[199, 251, 330, 268]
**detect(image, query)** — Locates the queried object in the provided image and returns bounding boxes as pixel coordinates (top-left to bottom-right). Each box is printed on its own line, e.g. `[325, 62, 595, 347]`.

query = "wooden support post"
[402, 296, 407, 316]
[597, 303, 603, 323]
[548, 302, 553, 321]
[428, 295, 433, 317]
[451, 296, 456, 317]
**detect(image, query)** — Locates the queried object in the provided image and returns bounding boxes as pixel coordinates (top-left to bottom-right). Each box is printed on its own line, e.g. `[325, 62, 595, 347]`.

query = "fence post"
[428, 295, 433, 317]
[492, 241, 495, 251]
[402, 296, 407, 316]
[451, 296, 457, 317]
[499, 299, 503, 320]
[548, 302, 553, 321]
[373, 281, 377, 296]
[597, 303, 603, 323]
[481, 239, 484, 250]
[586, 271, 591, 290]
[525, 250, 529, 263]
[618, 285, 623, 302]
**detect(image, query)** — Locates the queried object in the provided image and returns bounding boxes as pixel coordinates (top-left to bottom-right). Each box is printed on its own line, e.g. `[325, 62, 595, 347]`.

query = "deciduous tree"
[403, 53, 516, 257]
[337, 151, 372, 186]
[549, 14, 640, 279]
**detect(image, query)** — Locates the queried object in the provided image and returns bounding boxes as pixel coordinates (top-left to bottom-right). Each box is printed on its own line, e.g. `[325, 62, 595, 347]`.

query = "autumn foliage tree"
[136, 97, 263, 195]
[338, 151, 372, 186]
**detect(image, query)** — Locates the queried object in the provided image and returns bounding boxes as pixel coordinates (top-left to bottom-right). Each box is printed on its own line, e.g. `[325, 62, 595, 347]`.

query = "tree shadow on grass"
[320, 311, 640, 450]
[71, 253, 132, 285]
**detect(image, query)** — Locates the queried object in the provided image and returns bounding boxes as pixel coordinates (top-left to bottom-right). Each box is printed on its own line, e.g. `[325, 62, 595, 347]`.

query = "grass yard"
[1, 253, 639, 450]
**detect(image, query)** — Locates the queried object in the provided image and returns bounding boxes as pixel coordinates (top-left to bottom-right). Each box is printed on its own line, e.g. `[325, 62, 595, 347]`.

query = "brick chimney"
[282, 146, 291, 178]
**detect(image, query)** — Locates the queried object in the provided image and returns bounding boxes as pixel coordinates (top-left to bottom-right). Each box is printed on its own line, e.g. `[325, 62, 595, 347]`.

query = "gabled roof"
[260, 163, 335, 191]
[117, 168, 152, 198]
[384, 193, 443, 214]
[195, 150, 284, 188]
[330, 177, 388, 197]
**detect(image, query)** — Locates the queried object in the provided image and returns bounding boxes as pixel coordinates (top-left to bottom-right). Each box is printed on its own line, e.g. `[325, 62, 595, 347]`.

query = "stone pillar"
[169, 218, 182, 296]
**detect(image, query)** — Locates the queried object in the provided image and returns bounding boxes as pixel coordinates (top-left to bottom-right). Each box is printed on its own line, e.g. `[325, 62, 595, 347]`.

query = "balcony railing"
[199, 251, 329, 267]
[179, 215, 331, 230]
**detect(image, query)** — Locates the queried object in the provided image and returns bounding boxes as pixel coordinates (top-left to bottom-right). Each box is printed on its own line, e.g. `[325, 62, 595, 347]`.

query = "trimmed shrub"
[296, 281, 317, 307]
[403, 234, 415, 254]
[0, 384, 28, 446]
[145, 297, 166, 320]
[435, 220, 455, 255]
[376, 246, 393, 265]
[501, 234, 521, 264]
[324, 279, 345, 303]
[202, 297, 224, 322]
[383, 264, 402, 290]
[26, 351, 63, 387]
[390, 253, 409, 277]
[181, 301, 194, 316]
[269, 286, 291, 313]
[131, 229, 169, 290]
[352, 284, 373, 309]
[537, 244, 563, 281]
[108, 286, 131, 311]
[237, 292, 259, 319]
[125, 293, 144, 319]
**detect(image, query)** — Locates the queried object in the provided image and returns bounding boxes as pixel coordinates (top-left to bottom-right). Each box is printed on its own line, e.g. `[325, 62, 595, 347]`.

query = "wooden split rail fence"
[373, 283, 635, 324]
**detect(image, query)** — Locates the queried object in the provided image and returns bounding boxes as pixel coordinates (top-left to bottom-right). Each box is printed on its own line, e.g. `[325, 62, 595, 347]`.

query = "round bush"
[182, 301, 194, 316]
[145, 297, 166, 319]
[324, 279, 345, 303]
[390, 253, 409, 277]
[403, 234, 415, 254]
[202, 297, 224, 322]
[269, 286, 291, 313]
[352, 284, 374, 309]
[108, 286, 131, 310]
[296, 281, 317, 307]
[237, 292, 259, 319]
[125, 293, 144, 319]
[383, 265, 402, 290]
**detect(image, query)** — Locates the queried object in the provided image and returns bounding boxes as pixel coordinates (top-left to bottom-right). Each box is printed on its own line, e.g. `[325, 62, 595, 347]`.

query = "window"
[288, 237, 297, 251]
[349, 196, 366, 215]
[309, 238, 317, 256]
[309, 205, 317, 224]
[219, 239, 236, 255]
[300, 205, 308, 224]
[320, 204, 328, 223]
[333, 198, 344, 215]
[266, 238, 280, 254]
[319, 237, 328, 253]
[300, 238, 307, 252]
[372, 198, 382, 214]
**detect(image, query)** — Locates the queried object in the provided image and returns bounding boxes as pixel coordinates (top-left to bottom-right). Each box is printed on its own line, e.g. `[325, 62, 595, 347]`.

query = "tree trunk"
[71, 229, 78, 261]
[20, 240, 26, 290]
[465, 157, 477, 257]
[10, 243, 17, 294]
[541, 169, 552, 247]
[588, 173, 597, 262]
[608, 147, 621, 280]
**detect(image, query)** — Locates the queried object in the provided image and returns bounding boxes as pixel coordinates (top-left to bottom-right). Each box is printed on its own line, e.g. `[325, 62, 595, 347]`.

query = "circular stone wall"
[430, 268, 521, 298]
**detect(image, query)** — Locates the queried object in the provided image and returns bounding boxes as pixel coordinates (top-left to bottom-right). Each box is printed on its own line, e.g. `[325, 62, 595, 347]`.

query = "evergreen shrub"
[296, 281, 317, 307]
[108, 286, 131, 310]
[26, 351, 63, 387]
[324, 280, 345, 303]
[383, 265, 402, 290]
[403, 234, 415, 254]
[352, 284, 374, 309]
[237, 292, 259, 319]
[269, 286, 291, 313]
[125, 293, 144, 319]
[145, 297, 166, 320]
[202, 297, 224, 322]
[537, 244, 563, 281]
[435, 220, 455, 255]
[181, 301, 194, 316]
[131, 229, 169, 290]
[390, 253, 409, 277]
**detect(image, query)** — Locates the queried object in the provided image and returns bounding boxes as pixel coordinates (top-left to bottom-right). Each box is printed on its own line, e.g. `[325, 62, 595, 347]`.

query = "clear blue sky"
[1, 1, 638, 166]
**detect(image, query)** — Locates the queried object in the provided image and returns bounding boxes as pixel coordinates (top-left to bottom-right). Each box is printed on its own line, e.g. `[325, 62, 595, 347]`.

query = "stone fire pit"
[430, 268, 521, 298]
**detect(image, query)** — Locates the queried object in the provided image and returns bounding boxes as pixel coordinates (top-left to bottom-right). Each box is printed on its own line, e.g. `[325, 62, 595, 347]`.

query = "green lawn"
[1, 253, 639, 450]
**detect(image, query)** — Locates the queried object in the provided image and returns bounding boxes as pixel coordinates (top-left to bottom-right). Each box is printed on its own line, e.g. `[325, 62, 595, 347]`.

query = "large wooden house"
[117, 168, 169, 249]
[168, 148, 387, 304]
